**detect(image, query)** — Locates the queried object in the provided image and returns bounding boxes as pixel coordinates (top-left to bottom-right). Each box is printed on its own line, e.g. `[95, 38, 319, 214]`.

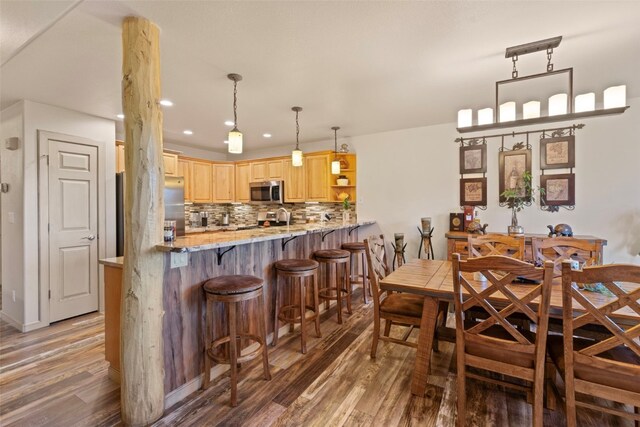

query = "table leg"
[410, 296, 439, 396]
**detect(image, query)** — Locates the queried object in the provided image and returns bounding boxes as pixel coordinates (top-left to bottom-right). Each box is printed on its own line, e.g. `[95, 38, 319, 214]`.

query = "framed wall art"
[541, 173, 575, 206]
[498, 149, 532, 203]
[460, 177, 487, 206]
[459, 144, 487, 174]
[540, 135, 575, 169]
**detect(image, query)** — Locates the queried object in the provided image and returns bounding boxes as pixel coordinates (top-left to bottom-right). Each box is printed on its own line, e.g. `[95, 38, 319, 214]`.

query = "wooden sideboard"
[445, 231, 607, 263]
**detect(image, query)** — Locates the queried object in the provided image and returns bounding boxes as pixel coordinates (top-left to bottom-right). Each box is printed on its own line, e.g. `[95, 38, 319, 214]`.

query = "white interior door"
[49, 139, 99, 322]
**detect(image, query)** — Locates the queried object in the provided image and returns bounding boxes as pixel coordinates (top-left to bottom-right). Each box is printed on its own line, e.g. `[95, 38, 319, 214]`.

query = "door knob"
[83, 235, 96, 241]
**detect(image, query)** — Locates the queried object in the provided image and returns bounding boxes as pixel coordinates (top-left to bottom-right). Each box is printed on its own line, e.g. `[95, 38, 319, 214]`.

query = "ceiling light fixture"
[291, 106, 303, 167]
[159, 99, 173, 106]
[456, 36, 629, 133]
[263, 133, 272, 138]
[224, 120, 235, 126]
[183, 130, 193, 135]
[227, 73, 243, 154]
[116, 114, 125, 119]
[331, 126, 341, 175]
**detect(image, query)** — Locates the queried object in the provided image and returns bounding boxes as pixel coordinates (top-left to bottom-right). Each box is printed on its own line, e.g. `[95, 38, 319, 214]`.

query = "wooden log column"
[121, 16, 165, 425]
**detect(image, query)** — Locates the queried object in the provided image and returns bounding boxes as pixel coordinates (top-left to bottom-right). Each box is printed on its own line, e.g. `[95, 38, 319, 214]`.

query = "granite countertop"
[156, 220, 376, 253]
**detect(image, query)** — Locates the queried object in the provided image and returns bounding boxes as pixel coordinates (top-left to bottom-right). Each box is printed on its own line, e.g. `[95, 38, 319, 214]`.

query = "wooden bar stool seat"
[202, 275, 271, 407]
[273, 259, 321, 353]
[314, 249, 351, 324]
[341, 241, 370, 304]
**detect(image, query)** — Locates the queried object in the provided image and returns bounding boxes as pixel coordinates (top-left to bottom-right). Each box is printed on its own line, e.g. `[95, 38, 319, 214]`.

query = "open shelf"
[331, 185, 356, 188]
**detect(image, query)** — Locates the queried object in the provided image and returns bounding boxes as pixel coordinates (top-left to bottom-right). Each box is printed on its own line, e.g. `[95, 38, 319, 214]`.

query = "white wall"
[164, 140, 228, 161]
[0, 102, 25, 328]
[1, 100, 116, 330]
[353, 97, 640, 265]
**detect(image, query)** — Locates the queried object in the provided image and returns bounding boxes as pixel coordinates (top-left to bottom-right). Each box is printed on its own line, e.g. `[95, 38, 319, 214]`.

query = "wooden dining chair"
[451, 253, 554, 427]
[547, 262, 640, 427]
[467, 233, 526, 260]
[531, 236, 601, 276]
[364, 235, 424, 358]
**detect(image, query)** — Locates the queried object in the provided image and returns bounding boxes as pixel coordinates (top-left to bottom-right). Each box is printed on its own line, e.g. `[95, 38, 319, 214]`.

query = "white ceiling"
[1, 1, 639, 153]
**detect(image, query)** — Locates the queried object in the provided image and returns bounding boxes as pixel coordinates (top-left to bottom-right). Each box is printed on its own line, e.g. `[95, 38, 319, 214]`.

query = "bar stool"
[202, 275, 271, 407]
[314, 249, 351, 324]
[273, 259, 321, 353]
[341, 241, 369, 304]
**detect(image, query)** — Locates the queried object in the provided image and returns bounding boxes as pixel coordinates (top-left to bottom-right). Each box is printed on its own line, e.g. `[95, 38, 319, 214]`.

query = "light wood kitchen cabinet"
[305, 153, 331, 201]
[212, 163, 235, 203]
[283, 159, 306, 202]
[235, 163, 251, 202]
[251, 159, 284, 181]
[177, 158, 192, 201]
[191, 161, 213, 203]
[163, 153, 179, 176]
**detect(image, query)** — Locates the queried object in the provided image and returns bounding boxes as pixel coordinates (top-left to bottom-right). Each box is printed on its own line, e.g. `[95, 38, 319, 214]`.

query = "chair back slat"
[364, 235, 390, 308]
[467, 234, 525, 260]
[532, 237, 600, 276]
[452, 254, 554, 354]
[562, 262, 640, 361]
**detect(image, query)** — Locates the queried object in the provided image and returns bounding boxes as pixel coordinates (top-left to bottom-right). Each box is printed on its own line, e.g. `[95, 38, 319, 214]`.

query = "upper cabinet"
[235, 163, 251, 203]
[305, 153, 331, 202]
[191, 161, 213, 203]
[251, 159, 283, 182]
[283, 159, 305, 202]
[177, 158, 192, 202]
[212, 163, 235, 203]
[163, 153, 179, 176]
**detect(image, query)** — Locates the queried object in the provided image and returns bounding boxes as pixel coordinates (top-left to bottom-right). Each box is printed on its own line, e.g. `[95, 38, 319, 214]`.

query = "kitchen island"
[100, 220, 375, 406]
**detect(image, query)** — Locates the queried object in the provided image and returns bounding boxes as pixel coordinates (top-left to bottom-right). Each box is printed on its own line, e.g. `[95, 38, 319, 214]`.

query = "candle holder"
[391, 233, 407, 270]
[417, 226, 435, 259]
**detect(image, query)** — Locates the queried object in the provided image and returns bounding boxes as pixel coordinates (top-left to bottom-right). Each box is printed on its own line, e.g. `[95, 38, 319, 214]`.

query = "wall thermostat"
[5, 137, 19, 150]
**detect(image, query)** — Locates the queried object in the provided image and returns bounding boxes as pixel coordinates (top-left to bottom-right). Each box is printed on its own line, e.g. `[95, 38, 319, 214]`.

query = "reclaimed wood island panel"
[100, 220, 375, 406]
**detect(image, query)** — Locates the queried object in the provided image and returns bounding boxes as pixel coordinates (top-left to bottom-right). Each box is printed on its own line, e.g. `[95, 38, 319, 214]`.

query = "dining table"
[379, 258, 640, 397]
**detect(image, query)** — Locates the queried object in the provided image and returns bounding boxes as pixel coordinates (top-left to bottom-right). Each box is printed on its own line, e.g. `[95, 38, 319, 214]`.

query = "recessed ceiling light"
[116, 114, 124, 119]
[183, 130, 193, 135]
[224, 120, 234, 126]
[263, 133, 272, 138]
[159, 99, 173, 106]
[223, 140, 229, 144]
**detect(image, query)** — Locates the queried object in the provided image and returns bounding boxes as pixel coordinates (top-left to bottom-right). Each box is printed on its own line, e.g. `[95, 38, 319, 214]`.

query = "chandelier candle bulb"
[477, 108, 493, 125]
[522, 101, 541, 119]
[604, 85, 626, 109]
[575, 93, 595, 113]
[499, 102, 516, 122]
[457, 109, 473, 127]
[548, 93, 568, 116]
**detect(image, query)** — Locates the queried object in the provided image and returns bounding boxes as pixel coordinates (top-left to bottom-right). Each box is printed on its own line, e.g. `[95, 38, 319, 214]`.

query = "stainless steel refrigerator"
[116, 173, 185, 257]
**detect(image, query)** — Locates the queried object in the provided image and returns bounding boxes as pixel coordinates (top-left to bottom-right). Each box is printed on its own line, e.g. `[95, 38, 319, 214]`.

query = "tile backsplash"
[185, 202, 355, 227]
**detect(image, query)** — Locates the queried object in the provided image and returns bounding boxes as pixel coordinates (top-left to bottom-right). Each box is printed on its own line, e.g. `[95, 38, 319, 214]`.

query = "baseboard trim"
[0, 311, 24, 331]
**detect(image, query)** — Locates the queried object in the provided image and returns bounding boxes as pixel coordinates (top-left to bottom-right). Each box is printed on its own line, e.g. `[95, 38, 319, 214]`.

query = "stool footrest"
[278, 304, 319, 324]
[318, 287, 350, 301]
[208, 334, 266, 364]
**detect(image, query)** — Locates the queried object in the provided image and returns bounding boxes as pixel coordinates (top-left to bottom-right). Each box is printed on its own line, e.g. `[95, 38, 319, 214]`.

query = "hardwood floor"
[0, 291, 633, 426]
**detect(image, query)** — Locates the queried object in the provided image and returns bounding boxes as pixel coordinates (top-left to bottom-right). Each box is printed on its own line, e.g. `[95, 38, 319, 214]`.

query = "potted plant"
[500, 171, 544, 236]
[342, 195, 351, 222]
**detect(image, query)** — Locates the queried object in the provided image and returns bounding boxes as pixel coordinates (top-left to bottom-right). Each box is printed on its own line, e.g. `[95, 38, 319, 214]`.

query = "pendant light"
[291, 106, 303, 167]
[227, 73, 243, 154]
[331, 126, 341, 175]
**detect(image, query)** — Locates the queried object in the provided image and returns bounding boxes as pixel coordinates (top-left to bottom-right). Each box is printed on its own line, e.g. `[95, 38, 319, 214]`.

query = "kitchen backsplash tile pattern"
[185, 202, 355, 227]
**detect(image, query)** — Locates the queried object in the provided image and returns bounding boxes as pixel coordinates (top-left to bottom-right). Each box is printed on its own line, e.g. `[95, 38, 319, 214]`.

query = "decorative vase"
[343, 211, 350, 223]
[336, 175, 349, 186]
[508, 208, 524, 236]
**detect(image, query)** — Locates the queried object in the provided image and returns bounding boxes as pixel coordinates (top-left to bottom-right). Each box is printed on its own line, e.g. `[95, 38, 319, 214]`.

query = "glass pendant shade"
[292, 149, 303, 167]
[477, 108, 493, 125]
[548, 93, 568, 116]
[331, 160, 341, 175]
[522, 101, 540, 119]
[604, 85, 626, 109]
[228, 127, 242, 154]
[457, 109, 472, 127]
[575, 93, 595, 113]
[499, 102, 516, 122]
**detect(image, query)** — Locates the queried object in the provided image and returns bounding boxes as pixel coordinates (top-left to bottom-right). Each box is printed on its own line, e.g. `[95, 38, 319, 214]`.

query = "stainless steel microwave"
[250, 180, 284, 203]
